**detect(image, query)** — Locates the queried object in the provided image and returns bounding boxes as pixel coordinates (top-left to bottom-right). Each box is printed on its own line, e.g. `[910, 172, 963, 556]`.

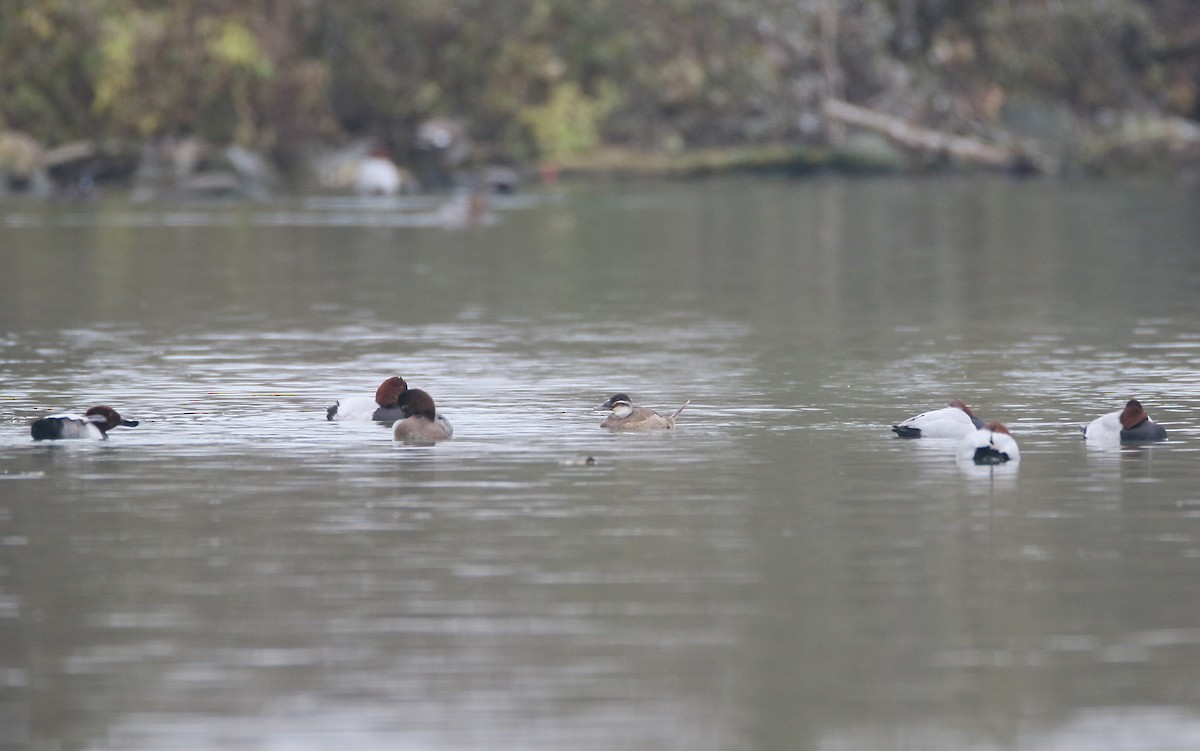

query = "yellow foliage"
[205, 20, 273, 78]
[521, 81, 620, 162]
[20, 8, 55, 40]
[92, 19, 138, 117]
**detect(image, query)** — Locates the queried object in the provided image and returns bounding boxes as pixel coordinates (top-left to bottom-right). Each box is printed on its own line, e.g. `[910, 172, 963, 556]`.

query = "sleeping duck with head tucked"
[1083, 399, 1168, 444]
[891, 399, 985, 439]
[327, 376, 408, 422]
[392, 388, 454, 442]
[596, 393, 689, 431]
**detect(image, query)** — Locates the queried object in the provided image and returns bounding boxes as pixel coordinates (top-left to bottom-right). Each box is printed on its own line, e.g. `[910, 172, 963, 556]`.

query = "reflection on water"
[1, 177, 1199, 750]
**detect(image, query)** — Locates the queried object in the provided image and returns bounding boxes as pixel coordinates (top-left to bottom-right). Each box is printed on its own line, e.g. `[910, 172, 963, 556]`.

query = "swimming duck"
[437, 186, 490, 229]
[891, 399, 985, 439]
[597, 393, 689, 431]
[392, 389, 453, 442]
[957, 421, 1020, 465]
[1083, 399, 1167, 444]
[327, 377, 408, 422]
[30, 406, 139, 441]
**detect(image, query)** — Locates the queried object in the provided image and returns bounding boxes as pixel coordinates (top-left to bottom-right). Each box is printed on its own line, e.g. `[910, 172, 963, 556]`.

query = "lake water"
[1, 176, 1199, 750]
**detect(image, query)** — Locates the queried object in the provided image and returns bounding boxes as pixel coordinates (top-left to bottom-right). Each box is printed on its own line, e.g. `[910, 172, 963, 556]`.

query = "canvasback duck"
[957, 421, 1020, 465]
[392, 388, 453, 442]
[327, 377, 408, 422]
[1083, 399, 1167, 444]
[597, 393, 690, 431]
[892, 399, 985, 439]
[30, 406, 138, 441]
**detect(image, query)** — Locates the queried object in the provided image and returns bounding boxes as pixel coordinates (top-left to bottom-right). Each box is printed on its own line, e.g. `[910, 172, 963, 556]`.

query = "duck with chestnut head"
[957, 421, 1020, 465]
[30, 406, 139, 441]
[892, 399, 985, 439]
[1083, 399, 1167, 444]
[327, 376, 409, 422]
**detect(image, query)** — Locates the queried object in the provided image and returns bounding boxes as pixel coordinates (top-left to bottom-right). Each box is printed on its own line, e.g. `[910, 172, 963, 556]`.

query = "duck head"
[1119, 399, 1149, 430]
[597, 393, 634, 419]
[400, 388, 438, 421]
[375, 377, 408, 408]
[948, 399, 976, 417]
[86, 406, 138, 432]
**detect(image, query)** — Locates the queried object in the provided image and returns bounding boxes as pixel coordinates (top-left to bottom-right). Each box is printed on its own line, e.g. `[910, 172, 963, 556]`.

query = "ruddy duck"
[957, 421, 1020, 465]
[1083, 399, 1167, 444]
[596, 393, 689, 431]
[392, 389, 454, 442]
[892, 399, 985, 439]
[327, 376, 408, 422]
[30, 406, 139, 441]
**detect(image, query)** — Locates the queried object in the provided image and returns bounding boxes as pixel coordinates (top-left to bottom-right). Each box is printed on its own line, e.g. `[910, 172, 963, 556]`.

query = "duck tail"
[666, 400, 690, 428]
[972, 446, 1011, 465]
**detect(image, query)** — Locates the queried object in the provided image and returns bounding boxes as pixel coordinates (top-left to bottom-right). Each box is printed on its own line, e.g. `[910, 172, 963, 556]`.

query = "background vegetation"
[2, 0, 1199, 178]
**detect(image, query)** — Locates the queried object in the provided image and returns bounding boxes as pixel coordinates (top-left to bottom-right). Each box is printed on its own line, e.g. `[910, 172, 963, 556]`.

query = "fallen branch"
[1103, 114, 1200, 153]
[823, 98, 1048, 174]
[40, 140, 95, 170]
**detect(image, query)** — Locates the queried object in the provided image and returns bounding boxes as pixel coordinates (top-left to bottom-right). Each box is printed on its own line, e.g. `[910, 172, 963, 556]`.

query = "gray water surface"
[1, 177, 1199, 750]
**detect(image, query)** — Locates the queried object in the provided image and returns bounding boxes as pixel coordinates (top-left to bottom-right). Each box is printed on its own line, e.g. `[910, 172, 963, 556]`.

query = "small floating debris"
[0, 471, 46, 480]
[559, 456, 597, 466]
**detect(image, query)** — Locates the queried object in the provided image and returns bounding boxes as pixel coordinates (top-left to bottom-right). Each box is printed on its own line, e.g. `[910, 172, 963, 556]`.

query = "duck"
[436, 186, 490, 229]
[891, 399, 985, 439]
[1083, 399, 1167, 444]
[354, 148, 408, 196]
[30, 406, 139, 441]
[327, 376, 408, 422]
[392, 388, 453, 442]
[597, 393, 689, 431]
[957, 421, 1020, 465]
